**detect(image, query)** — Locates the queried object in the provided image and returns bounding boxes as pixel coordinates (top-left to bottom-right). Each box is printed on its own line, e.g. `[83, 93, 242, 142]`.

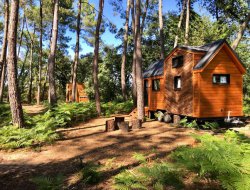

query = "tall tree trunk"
[0, 0, 9, 102]
[48, 0, 59, 106]
[0, 64, 7, 102]
[37, 0, 43, 105]
[159, 0, 164, 59]
[121, 0, 131, 100]
[135, 0, 144, 120]
[140, 0, 149, 34]
[7, 0, 25, 127]
[27, 24, 36, 104]
[174, 0, 186, 48]
[93, 0, 104, 115]
[72, 0, 81, 102]
[231, 12, 250, 50]
[42, 66, 48, 101]
[131, 0, 137, 107]
[17, 14, 26, 58]
[184, 0, 190, 45]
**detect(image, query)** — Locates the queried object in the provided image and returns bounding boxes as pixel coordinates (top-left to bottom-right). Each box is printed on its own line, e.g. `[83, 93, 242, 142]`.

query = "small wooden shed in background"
[66, 83, 89, 103]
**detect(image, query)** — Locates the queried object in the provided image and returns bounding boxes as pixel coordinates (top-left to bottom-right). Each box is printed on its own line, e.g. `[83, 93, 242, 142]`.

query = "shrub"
[101, 101, 133, 116]
[171, 131, 250, 190]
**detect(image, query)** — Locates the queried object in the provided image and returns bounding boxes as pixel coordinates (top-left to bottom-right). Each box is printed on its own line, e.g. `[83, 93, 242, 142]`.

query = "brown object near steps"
[105, 119, 115, 132]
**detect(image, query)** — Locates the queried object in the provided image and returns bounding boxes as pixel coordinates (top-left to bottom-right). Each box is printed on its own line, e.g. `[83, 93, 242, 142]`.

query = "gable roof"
[143, 59, 164, 78]
[143, 39, 246, 78]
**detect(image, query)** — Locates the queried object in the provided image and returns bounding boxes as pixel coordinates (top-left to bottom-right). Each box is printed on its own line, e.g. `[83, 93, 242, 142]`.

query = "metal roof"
[143, 59, 164, 78]
[143, 39, 244, 77]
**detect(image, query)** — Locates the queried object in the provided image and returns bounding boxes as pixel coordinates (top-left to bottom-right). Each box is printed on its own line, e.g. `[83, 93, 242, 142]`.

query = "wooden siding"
[194, 47, 243, 117]
[164, 50, 193, 116]
[66, 83, 89, 103]
[144, 76, 165, 111]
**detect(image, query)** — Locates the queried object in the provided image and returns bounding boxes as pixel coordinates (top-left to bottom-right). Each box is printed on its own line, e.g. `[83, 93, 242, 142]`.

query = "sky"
[67, 0, 209, 59]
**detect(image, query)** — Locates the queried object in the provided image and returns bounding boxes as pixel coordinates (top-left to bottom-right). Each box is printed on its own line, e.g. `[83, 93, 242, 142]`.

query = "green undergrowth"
[31, 174, 65, 190]
[179, 117, 219, 130]
[113, 130, 250, 190]
[0, 101, 133, 149]
[101, 101, 133, 116]
[0, 103, 12, 127]
[243, 97, 250, 116]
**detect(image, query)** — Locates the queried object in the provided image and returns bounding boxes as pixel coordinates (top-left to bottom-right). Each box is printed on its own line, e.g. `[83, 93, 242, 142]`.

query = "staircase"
[129, 107, 149, 119]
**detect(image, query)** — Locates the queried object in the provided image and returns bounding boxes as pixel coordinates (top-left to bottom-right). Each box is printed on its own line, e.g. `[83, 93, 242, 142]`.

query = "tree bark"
[121, 0, 131, 101]
[48, 0, 59, 106]
[0, 0, 9, 102]
[27, 23, 36, 104]
[140, 0, 149, 35]
[7, 0, 25, 127]
[131, 0, 137, 107]
[174, 0, 186, 48]
[93, 0, 104, 115]
[135, 0, 144, 120]
[17, 14, 26, 59]
[231, 12, 250, 50]
[184, 0, 190, 45]
[72, 0, 82, 102]
[37, 0, 43, 105]
[159, 0, 164, 59]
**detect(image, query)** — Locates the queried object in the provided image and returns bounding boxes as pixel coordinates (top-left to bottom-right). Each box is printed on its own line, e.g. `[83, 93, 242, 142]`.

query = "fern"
[31, 174, 64, 190]
[132, 153, 147, 164]
[202, 122, 219, 130]
[171, 131, 250, 190]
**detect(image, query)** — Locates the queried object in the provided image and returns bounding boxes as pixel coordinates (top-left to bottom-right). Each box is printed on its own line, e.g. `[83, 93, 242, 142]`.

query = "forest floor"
[0, 105, 209, 190]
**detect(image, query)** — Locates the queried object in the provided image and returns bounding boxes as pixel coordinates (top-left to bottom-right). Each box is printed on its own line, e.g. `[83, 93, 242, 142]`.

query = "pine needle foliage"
[171, 131, 250, 190]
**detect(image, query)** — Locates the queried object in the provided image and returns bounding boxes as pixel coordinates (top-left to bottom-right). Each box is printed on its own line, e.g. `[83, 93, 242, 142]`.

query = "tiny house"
[143, 39, 246, 118]
[66, 83, 89, 103]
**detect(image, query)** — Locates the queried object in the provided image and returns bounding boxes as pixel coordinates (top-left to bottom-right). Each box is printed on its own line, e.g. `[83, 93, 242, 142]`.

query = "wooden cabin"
[143, 39, 246, 118]
[66, 83, 89, 103]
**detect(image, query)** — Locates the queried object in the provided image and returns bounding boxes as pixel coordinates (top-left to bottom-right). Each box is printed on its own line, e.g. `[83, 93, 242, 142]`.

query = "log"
[105, 119, 115, 132]
[115, 116, 125, 129]
[119, 121, 130, 132]
[173, 115, 181, 124]
[132, 119, 142, 129]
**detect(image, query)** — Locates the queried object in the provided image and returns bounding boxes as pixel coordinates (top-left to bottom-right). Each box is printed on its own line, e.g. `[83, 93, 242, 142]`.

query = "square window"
[213, 74, 230, 85]
[172, 56, 183, 68]
[174, 76, 181, 90]
[152, 79, 160, 91]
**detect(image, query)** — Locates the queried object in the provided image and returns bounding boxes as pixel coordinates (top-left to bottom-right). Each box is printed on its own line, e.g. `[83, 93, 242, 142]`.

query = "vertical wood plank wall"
[164, 50, 193, 116]
[194, 46, 243, 117]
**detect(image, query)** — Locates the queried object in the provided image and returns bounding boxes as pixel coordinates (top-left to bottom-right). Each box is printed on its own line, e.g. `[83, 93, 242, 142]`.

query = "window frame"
[212, 74, 230, 85]
[174, 76, 181, 90]
[152, 79, 160, 91]
[172, 55, 184, 68]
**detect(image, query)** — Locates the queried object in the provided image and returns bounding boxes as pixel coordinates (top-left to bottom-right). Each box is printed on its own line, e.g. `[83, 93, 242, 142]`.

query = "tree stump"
[115, 116, 125, 129]
[119, 121, 130, 132]
[105, 119, 115, 132]
[132, 119, 142, 129]
[173, 115, 181, 124]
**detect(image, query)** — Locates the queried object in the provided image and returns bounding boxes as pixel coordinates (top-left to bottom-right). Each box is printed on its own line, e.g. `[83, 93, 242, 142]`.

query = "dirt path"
[22, 104, 47, 116]
[0, 115, 201, 190]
